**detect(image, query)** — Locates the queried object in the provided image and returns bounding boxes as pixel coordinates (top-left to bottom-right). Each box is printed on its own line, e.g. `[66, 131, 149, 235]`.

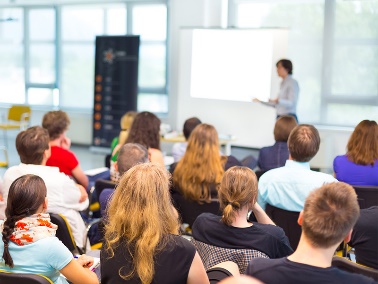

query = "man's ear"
[344, 229, 353, 244]
[114, 161, 118, 172]
[297, 210, 304, 226]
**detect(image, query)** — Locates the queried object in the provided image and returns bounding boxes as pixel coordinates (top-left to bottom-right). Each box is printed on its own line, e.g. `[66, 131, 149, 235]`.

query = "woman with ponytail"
[101, 163, 210, 284]
[192, 167, 293, 274]
[0, 174, 98, 284]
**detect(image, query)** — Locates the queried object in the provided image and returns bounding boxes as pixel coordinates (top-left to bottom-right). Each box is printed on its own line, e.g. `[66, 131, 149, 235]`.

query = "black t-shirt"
[192, 213, 293, 258]
[101, 234, 196, 284]
[246, 257, 377, 284]
[349, 206, 378, 269]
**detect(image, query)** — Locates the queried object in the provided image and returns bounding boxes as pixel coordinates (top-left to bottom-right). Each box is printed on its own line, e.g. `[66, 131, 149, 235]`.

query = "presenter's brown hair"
[16, 126, 50, 165]
[288, 124, 320, 162]
[346, 120, 378, 166]
[276, 59, 293, 75]
[302, 182, 359, 248]
[274, 115, 298, 142]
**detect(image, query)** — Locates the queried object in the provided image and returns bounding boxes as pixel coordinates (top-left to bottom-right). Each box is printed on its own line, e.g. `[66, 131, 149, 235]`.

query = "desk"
[161, 134, 236, 156]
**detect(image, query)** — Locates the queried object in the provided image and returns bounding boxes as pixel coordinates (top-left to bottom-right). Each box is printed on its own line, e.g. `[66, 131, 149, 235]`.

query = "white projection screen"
[191, 29, 273, 102]
[176, 28, 288, 148]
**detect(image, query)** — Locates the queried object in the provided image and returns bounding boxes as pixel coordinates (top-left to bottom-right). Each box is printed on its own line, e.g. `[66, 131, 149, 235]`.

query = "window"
[0, 8, 25, 104]
[232, 0, 378, 126]
[0, 2, 168, 113]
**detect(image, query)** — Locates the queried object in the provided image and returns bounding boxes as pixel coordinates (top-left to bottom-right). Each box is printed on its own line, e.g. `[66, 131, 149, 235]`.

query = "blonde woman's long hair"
[218, 166, 258, 226]
[118, 111, 137, 145]
[173, 123, 226, 202]
[104, 163, 180, 283]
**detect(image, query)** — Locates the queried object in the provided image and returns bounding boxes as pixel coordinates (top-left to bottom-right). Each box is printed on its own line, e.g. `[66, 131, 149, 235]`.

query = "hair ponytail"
[222, 201, 240, 226]
[2, 214, 29, 267]
[218, 167, 258, 226]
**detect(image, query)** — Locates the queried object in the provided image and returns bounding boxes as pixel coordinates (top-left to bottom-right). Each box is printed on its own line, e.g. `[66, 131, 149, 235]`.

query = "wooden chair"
[352, 186, 378, 209]
[332, 256, 378, 281]
[0, 105, 31, 148]
[265, 204, 301, 250]
[172, 192, 221, 228]
[0, 270, 53, 284]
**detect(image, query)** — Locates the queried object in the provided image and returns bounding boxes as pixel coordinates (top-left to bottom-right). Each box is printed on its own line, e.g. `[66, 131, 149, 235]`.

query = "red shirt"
[46, 146, 79, 177]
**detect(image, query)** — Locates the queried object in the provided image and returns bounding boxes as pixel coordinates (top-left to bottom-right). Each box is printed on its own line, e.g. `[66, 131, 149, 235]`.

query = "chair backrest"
[332, 256, 378, 281]
[265, 204, 301, 250]
[7, 105, 31, 123]
[172, 192, 221, 228]
[49, 213, 82, 255]
[192, 239, 269, 274]
[0, 270, 53, 284]
[352, 186, 378, 209]
[95, 179, 117, 202]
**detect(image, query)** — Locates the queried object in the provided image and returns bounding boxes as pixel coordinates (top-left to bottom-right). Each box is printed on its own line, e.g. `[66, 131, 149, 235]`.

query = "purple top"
[333, 155, 378, 186]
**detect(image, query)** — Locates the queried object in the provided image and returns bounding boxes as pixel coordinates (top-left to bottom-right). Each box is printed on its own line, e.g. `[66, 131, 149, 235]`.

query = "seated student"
[172, 117, 202, 162]
[110, 111, 164, 183]
[1, 126, 89, 250]
[101, 163, 210, 284]
[192, 167, 293, 273]
[246, 182, 376, 284]
[42, 110, 89, 188]
[257, 115, 297, 172]
[99, 143, 149, 217]
[333, 120, 378, 186]
[171, 123, 241, 202]
[0, 174, 98, 284]
[109, 111, 137, 181]
[258, 124, 337, 211]
[348, 206, 378, 269]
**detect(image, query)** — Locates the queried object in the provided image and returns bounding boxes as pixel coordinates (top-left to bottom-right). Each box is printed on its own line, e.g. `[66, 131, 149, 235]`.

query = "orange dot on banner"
[95, 94, 102, 101]
[94, 113, 101, 120]
[94, 122, 101, 130]
[95, 103, 101, 111]
[96, 75, 102, 82]
[96, 85, 102, 92]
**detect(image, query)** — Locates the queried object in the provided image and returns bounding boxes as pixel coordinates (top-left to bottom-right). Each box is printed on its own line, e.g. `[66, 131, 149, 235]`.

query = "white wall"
[0, 0, 354, 170]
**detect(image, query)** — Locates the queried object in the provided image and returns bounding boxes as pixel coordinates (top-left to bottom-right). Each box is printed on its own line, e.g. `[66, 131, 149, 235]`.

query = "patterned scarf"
[0, 213, 57, 246]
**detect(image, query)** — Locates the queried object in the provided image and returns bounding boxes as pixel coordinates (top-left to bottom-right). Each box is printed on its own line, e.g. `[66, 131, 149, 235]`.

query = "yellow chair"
[0, 105, 31, 148]
[0, 146, 8, 168]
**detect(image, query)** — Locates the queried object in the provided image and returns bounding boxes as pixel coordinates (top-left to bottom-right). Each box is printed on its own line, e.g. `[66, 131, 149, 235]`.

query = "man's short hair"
[302, 182, 360, 248]
[16, 126, 50, 165]
[42, 110, 70, 140]
[117, 143, 149, 175]
[183, 117, 202, 140]
[274, 116, 298, 142]
[288, 124, 320, 162]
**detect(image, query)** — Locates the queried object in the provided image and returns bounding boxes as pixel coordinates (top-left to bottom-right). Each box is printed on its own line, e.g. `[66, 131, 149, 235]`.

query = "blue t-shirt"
[333, 155, 378, 186]
[0, 236, 72, 284]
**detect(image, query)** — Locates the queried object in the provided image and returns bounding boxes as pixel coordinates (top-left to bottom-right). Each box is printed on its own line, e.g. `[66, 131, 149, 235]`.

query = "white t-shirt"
[1, 164, 89, 249]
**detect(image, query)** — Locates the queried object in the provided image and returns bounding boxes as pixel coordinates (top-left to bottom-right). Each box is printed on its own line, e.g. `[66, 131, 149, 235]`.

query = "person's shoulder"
[259, 167, 284, 181]
[312, 170, 338, 182]
[253, 222, 286, 237]
[332, 267, 377, 284]
[333, 154, 348, 164]
[247, 257, 285, 274]
[193, 212, 219, 228]
[168, 235, 196, 253]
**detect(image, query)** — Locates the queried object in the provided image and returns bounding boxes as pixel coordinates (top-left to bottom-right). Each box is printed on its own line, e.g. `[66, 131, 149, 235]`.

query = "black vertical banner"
[92, 36, 140, 148]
